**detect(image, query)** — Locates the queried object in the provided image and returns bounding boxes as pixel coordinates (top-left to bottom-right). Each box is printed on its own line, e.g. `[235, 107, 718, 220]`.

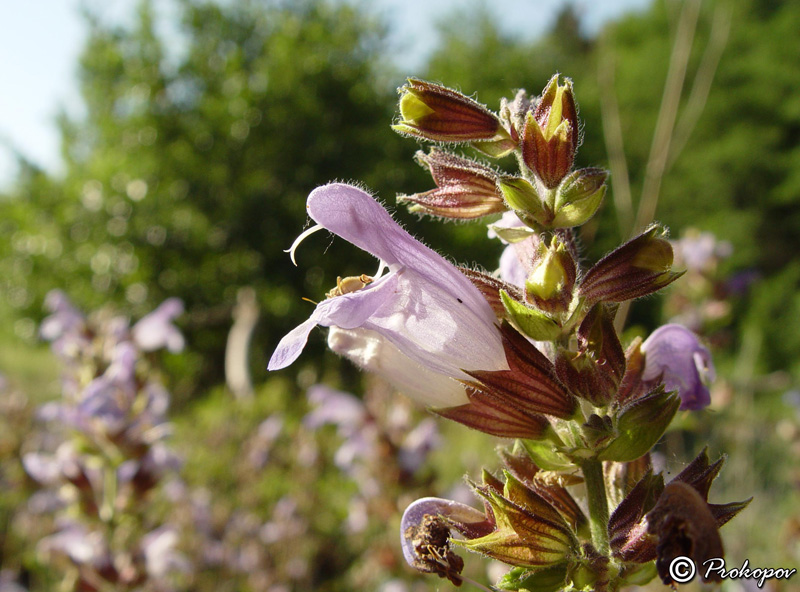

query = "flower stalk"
[581, 458, 611, 556]
[269, 74, 750, 592]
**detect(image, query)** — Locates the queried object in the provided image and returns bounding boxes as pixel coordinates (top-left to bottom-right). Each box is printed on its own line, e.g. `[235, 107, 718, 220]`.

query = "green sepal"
[496, 564, 569, 592]
[598, 386, 680, 462]
[520, 438, 573, 471]
[498, 177, 548, 220]
[500, 290, 562, 341]
[457, 487, 574, 567]
[487, 222, 536, 244]
[619, 562, 659, 587]
[472, 134, 517, 158]
[552, 168, 608, 228]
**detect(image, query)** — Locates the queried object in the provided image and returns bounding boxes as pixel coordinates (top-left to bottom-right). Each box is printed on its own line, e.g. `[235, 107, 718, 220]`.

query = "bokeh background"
[0, 0, 798, 590]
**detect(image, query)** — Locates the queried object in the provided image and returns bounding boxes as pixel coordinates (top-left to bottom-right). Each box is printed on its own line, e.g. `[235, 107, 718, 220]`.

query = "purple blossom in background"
[38, 521, 112, 572]
[304, 384, 367, 430]
[498, 244, 528, 288]
[39, 290, 85, 341]
[397, 418, 440, 474]
[246, 415, 285, 469]
[304, 384, 373, 472]
[140, 526, 190, 579]
[29, 293, 187, 588]
[642, 324, 715, 410]
[269, 183, 507, 407]
[671, 230, 732, 272]
[132, 297, 186, 353]
[39, 290, 88, 359]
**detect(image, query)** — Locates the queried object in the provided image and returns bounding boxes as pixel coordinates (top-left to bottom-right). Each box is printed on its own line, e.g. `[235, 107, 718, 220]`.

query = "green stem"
[581, 458, 610, 556]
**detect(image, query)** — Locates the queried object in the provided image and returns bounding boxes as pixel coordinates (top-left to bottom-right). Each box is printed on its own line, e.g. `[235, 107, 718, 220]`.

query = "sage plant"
[270, 76, 750, 591]
[24, 292, 187, 591]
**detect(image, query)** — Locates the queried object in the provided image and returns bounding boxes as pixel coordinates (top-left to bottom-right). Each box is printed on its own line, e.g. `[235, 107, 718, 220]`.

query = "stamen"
[374, 259, 388, 279]
[284, 224, 325, 266]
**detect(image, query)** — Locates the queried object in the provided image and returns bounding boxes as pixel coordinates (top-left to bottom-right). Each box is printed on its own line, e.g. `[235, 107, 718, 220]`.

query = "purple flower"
[140, 526, 190, 578]
[132, 298, 185, 353]
[304, 384, 366, 430]
[40, 290, 89, 359]
[642, 324, 715, 410]
[38, 521, 113, 571]
[398, 417, 440, 473]
[304, 384, 375, 471]
[40, 290, 85, 341]
[269, 183, 507, 407]
[671, 230, 731, 272]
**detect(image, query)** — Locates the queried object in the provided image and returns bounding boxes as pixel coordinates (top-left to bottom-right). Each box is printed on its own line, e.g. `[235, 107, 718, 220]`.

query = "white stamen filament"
[284, 224, 324, 266]
[373, 259, 388, 280]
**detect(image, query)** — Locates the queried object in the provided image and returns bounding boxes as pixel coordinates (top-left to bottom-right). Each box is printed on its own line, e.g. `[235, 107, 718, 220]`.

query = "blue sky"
[0, 0, 651, 189]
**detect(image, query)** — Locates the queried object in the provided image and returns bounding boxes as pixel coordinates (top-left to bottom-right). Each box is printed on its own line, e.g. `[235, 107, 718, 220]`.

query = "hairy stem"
[581, 458, 610, 556]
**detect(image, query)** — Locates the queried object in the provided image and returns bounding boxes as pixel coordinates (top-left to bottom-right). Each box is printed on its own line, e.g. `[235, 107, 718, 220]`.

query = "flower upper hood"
[268, 183, 507, 390]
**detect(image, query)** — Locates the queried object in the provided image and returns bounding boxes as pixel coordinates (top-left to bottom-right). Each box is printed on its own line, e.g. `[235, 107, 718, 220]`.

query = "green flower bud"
[552, 167, 608, 228]
[496, 565, 568, 592]
[525, 237, 576, 314]
[599, 386, 680, 462]
[498, 177, 548, 221]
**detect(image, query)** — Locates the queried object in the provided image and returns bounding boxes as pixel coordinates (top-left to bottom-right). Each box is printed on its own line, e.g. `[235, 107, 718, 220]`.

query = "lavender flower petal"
[642, 324, 715, 411]
[132, 298, 185, 353]
[304, 384, 366, 430]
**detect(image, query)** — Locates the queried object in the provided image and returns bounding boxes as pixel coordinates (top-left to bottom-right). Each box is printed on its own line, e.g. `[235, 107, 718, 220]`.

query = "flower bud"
[521, 75, 579, 189]
[598, 386, 680, 462]
[579, 225, 683, 303]
[498, 177, 548, 223]
[398, 149, 506, 219]
[393, 78, 509, 144]
[608, 470, 664, 563]
[617, 337, 647, 403]
[551, 168, 607, 228]
[525, 237, 576, 314]
[497, 565, 569, 592]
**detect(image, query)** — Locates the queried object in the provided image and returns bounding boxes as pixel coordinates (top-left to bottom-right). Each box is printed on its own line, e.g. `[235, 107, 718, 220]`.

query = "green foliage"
[0, 0, 416, 396]
[2, 0, 800, 589]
